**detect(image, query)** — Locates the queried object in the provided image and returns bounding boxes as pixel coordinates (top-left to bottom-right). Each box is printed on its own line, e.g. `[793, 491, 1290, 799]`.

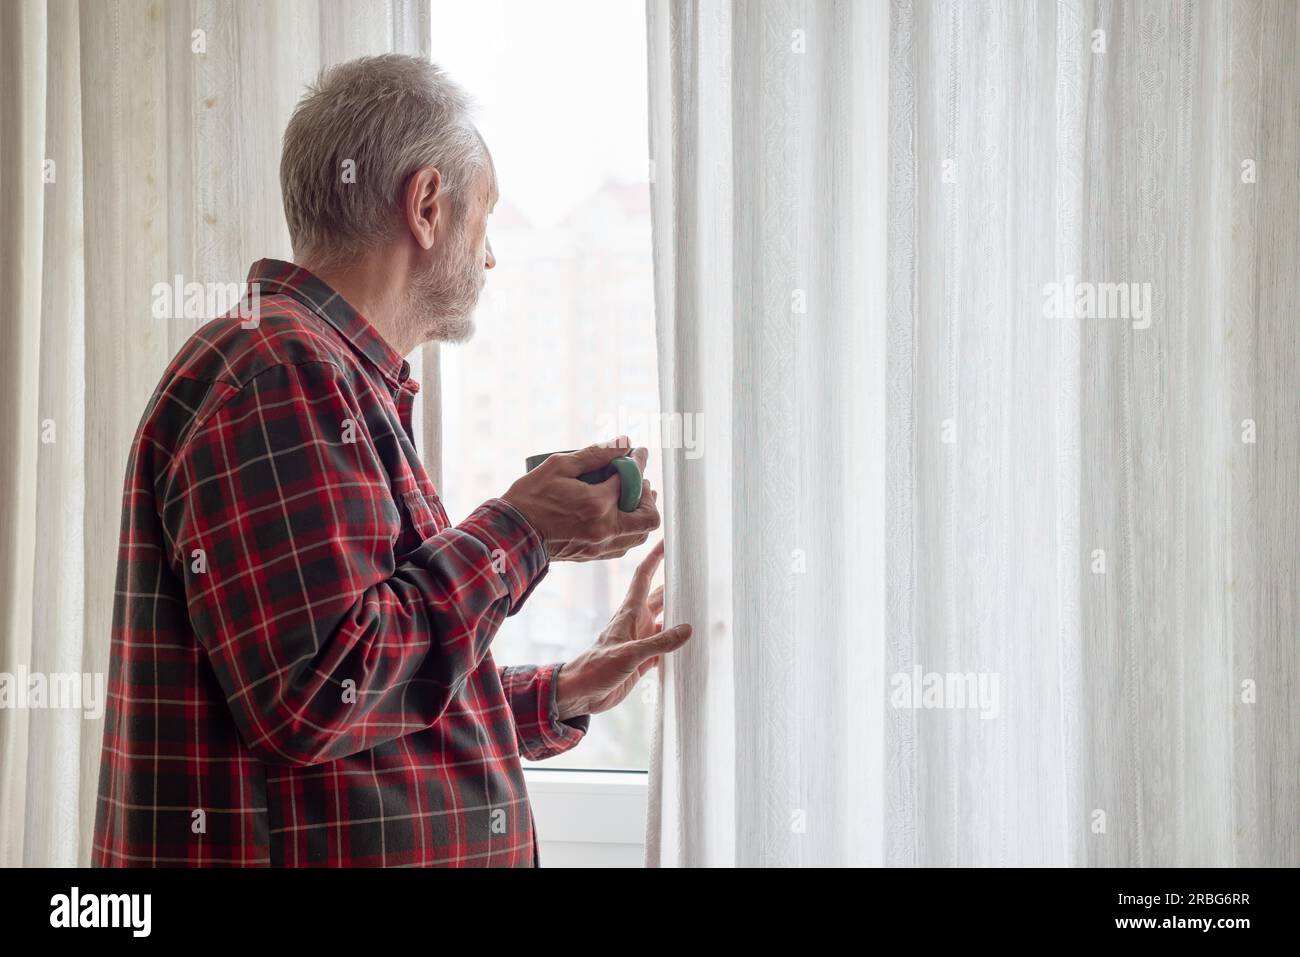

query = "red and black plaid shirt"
[94, 259, 587, 867]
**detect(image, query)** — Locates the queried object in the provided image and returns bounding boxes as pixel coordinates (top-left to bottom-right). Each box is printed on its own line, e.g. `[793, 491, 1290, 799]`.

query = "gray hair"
[280, 54, 487, 266]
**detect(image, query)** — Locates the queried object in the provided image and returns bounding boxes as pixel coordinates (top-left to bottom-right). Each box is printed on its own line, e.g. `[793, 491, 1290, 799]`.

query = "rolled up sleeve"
[459, 497, 550, 613]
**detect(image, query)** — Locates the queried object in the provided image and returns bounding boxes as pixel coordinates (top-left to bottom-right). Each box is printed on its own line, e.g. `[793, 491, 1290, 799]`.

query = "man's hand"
[501, 437, 661, 562]
[553, 540, 693, 719]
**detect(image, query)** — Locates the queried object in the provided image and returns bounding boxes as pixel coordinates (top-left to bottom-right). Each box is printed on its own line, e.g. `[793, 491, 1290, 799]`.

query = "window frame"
[525, 767, 649, 866]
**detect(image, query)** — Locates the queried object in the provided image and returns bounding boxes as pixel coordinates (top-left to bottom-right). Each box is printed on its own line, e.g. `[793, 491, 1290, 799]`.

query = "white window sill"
[524, 768, 648, 867]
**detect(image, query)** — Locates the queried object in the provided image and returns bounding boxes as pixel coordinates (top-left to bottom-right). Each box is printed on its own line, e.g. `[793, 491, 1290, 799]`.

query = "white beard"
[405, 224, 485, 345]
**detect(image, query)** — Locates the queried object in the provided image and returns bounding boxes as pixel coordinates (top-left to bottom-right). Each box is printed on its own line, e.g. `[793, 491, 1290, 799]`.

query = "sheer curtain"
[0, 0, 433, 868]
[645, 0, 1299, 867]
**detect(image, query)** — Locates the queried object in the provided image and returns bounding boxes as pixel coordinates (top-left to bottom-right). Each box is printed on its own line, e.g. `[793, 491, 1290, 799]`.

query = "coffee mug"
[525, 450, 643, 512]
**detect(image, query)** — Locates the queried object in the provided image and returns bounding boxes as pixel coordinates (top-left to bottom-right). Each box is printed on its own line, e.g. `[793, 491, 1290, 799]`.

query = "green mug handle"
[525, 450, 643, 512]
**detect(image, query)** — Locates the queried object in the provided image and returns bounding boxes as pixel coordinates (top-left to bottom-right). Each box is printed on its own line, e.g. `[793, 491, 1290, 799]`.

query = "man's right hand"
[501, 437, 661, 562]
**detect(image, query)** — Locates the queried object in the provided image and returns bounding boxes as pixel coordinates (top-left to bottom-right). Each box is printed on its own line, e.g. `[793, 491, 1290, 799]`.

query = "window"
[431, 1, 660, 774]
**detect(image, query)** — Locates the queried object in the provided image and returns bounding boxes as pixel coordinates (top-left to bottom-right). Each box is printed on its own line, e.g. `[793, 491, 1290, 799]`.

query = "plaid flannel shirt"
[93, 259, 588, 867]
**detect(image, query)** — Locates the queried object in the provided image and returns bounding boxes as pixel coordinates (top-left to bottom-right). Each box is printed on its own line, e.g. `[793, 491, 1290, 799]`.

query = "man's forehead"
[472, 125, 499, 208]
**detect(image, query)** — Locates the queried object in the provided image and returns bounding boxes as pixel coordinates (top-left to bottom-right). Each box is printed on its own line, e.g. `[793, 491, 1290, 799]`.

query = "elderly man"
[93, 54, 691, 867]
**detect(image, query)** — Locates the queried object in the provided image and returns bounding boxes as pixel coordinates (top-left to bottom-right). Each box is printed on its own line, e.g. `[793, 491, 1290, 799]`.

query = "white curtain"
[646, 0, 1299, 867]
[0, 0, 433, 868]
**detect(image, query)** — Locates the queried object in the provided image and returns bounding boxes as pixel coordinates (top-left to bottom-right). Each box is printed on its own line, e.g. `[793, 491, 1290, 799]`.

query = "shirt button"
[398, 360, 410, 382]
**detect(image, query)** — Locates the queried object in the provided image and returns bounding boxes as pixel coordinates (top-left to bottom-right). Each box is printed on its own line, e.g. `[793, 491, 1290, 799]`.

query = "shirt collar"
[246, 258, 412, 387]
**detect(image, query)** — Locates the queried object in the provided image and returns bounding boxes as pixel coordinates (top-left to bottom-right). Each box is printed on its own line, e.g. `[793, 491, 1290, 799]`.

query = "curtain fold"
[646, 0, 1299, 867]
[645, 0, 889, 867]
[0, 0, 432, 868]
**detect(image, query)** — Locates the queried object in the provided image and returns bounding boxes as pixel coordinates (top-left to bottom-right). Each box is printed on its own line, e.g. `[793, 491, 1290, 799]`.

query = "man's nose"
[485, 236, 496, 270]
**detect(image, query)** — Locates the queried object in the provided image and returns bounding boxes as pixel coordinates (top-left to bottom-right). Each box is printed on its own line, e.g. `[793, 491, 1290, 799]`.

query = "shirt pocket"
[418, 480, 450, 528]
[401, 488, 439, 538]
[390, 470, 452, 553]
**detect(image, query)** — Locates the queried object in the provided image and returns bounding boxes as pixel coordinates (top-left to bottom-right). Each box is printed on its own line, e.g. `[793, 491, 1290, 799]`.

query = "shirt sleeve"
[160, 359, 549, 767]
[499, 663, 590, 761]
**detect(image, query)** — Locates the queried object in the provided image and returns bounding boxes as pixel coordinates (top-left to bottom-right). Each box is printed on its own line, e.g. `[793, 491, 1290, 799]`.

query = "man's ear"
[404, 166, 442, 251]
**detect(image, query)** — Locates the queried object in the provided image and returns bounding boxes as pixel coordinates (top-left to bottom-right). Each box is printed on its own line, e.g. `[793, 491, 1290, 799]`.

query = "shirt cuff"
[457, 498, 550, 614]
[502, 662, 590, 761]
